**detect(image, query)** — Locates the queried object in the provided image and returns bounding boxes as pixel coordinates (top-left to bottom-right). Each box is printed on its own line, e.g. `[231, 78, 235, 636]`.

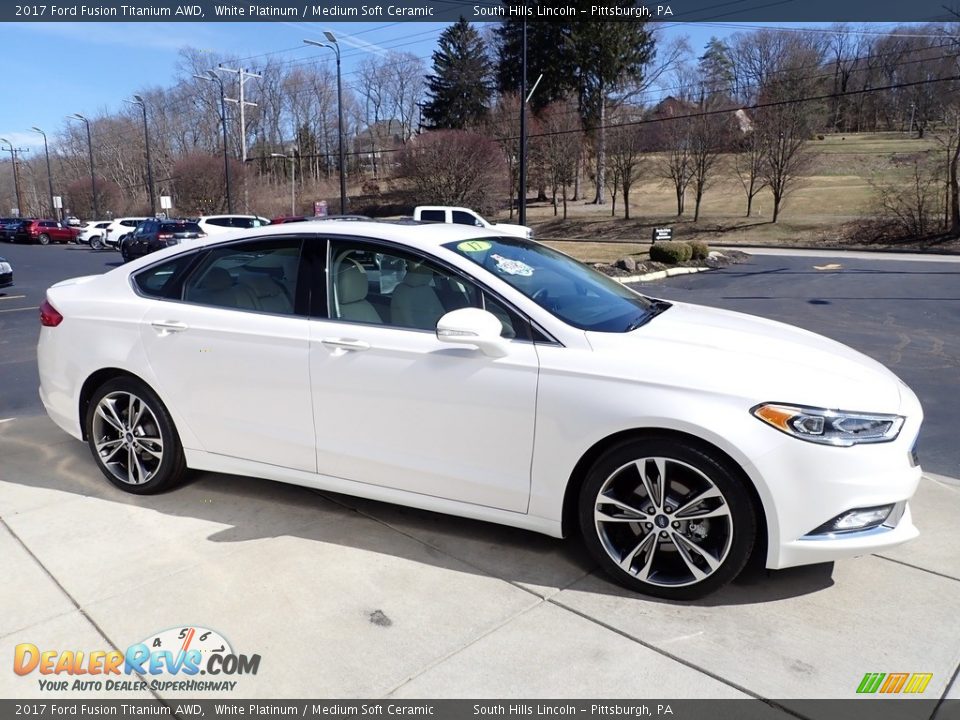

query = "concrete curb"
[615, 266, 712, 284]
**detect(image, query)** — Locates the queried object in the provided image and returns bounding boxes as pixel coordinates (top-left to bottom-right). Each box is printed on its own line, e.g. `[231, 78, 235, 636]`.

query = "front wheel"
[579, 437, 757, 600]
[38, 233, 50, 245]
[85, 377, 186, 494]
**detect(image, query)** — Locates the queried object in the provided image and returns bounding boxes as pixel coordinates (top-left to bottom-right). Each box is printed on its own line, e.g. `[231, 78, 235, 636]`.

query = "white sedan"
[36, 222, 923, 599]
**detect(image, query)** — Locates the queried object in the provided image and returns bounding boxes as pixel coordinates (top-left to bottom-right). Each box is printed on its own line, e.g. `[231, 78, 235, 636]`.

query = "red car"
[15, 219, 79, 245]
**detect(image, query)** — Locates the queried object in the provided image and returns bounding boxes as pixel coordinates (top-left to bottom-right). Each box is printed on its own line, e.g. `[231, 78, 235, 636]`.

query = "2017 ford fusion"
[37, 222, 923, 599]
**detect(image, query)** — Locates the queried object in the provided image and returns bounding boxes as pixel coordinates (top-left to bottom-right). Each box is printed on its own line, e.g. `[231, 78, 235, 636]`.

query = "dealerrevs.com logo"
[13, 626, 260, 692]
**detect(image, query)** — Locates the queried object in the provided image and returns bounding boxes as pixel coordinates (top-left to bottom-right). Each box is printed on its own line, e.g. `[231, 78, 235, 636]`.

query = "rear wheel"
[85, 377, 186, 494]
[90, 236, 104, 251]
[38, 233, 50, 245]
[579, 437, 757, 600]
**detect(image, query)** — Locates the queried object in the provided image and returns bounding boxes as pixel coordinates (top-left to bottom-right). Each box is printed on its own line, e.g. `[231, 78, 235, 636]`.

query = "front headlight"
[751, 403, 904, 446]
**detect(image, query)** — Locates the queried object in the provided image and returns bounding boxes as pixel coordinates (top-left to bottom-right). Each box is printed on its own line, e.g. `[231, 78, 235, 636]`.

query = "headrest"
[402, 261, 433, 288]
[201, 267, 233, 291]
[337, 264, 368, 304]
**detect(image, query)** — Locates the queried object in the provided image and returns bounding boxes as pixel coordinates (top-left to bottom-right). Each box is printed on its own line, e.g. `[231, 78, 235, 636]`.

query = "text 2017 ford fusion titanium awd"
[37, 222, 923, 599]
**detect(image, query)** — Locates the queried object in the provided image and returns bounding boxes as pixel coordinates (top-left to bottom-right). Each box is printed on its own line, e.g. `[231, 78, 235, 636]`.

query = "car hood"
[585, 300, 904, 413]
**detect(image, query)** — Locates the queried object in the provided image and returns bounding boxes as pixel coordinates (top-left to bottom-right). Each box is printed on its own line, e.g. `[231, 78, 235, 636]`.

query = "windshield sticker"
[491, 254, 534, 277]
[457, 240, 491, 253]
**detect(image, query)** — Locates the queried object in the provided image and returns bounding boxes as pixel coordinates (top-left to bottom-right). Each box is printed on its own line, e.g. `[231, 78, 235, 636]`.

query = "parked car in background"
[103, 218, 148, 250]
[195, 215, 270, 235]
[270, 216, 308, 224]
[65, 215, 82, 228]
[0, 218, 24, 242]
[413, 206, 533, 239]
[0, 255, 12, 288]
[77, 220, 113, 250]
[120, 219, 205, 262]
[15, 219, 78, 245]
[37, 222, 923, 600]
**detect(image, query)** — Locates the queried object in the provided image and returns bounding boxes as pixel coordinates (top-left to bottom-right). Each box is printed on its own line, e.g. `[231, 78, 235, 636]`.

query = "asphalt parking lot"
[1, 243, 959, 711]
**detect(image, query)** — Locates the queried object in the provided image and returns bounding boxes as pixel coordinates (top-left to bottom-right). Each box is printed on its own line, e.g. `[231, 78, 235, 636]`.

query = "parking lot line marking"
[0, 306, 37, 313]
[0, 418, 14, 424]
[0, 295, 26, 301]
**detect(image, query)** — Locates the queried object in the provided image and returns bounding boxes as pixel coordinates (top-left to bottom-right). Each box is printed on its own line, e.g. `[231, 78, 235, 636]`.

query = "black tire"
[85, 377, 186, 495]
[38, 233, 50, 245]
[579, 436, 757, 601]
[90, 236, 104, 251]
[120, 242, 131, 263]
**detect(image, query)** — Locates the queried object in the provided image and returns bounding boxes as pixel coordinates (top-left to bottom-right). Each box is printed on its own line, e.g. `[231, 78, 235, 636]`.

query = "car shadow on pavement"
[1, 417, 835, 607]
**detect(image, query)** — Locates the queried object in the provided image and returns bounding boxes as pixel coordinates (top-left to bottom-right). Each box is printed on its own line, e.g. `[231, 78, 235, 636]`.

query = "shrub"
[399, 130, 507, 215]
[689, 240, 710, 260]
[650, 241, 692, 264]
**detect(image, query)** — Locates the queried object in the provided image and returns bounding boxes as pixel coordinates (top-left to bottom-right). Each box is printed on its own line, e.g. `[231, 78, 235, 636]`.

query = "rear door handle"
[151, 320, 188, 335]
[321, 337, 370, 352]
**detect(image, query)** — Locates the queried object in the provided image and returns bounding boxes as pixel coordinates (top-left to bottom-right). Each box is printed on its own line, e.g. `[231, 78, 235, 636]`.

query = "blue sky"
[0, 20, 836, 151]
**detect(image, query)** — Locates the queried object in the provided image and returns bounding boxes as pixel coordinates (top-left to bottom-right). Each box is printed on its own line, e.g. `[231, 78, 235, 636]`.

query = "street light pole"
[68, 114, 98, 218]
[304, 34, 346, 214]
[30, 127, 56, 220]
[194, 71, 234, 213]
[124, 96, 156, 216]
[271, 152, 296, 215]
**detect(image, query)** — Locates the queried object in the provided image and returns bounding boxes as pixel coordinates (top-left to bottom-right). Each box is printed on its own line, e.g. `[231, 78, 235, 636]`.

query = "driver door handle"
[321, 337, 370, 352]
[151, 320, 188, 335]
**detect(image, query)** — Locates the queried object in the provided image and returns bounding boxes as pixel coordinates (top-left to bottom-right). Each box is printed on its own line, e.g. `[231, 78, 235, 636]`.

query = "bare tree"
[733, 122, 768, 217]
[872, 158, 943, 237]
[688, 101, 736, 221]
[399, 130, 506, 214]
[606, 111, 646, 220]
[657, 114, 694, 217]
[538, 99, 582, 219]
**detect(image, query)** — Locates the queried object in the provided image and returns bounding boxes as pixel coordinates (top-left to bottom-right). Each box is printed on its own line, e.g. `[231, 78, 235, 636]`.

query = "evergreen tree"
[495, 9, 576, 113]
[698, 37, 734, 100]
[494, 5, 655, 203]
[423, 18, 493, 129]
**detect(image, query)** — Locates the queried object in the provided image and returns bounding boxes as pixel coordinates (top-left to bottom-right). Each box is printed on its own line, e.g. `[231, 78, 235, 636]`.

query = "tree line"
[2, 16, 960, 234]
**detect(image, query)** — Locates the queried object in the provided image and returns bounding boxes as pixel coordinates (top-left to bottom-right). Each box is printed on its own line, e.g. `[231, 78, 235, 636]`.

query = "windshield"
[444, 237, 658, 332]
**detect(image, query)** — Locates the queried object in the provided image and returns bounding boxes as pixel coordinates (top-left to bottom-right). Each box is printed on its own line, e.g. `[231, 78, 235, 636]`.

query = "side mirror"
[436, 308, 508, 358]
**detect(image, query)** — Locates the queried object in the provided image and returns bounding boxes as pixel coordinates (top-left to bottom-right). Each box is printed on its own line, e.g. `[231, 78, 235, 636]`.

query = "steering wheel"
[531, 287, 549, 303]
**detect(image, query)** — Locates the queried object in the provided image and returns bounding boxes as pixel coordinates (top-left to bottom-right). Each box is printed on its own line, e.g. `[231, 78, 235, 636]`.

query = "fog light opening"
[811, 505, 895, 535]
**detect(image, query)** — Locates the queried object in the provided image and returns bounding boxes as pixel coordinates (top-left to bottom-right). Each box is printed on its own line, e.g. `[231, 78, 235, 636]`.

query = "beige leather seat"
[190, 267, 258, 310]
[390, 262, 445, 330]
[240, 273, 292, 314]
[335, 264, 381, 323]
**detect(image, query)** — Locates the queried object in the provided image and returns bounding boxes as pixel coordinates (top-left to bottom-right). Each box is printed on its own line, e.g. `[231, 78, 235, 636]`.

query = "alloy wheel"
[90, 391, 164, 485]
[593, 456, 734, 588]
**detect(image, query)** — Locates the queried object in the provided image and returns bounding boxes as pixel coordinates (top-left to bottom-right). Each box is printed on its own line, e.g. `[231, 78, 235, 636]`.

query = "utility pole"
[519, 18, 527, 227]
[0, 139, 28, 217]
[30, 128, 56, 220]
[218, 65, 260, 213]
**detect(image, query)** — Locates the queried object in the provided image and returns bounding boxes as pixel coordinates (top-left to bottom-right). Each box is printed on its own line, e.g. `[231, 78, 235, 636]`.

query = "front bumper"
[755, 416, 923, 569]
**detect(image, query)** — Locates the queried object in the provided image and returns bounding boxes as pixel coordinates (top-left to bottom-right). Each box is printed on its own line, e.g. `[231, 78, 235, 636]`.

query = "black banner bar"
[0, 699, 954, 720]
[1, 0, 957, 24]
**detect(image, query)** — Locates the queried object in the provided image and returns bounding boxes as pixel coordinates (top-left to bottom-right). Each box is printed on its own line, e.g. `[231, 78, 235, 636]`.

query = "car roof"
[156, 219, 499, 252]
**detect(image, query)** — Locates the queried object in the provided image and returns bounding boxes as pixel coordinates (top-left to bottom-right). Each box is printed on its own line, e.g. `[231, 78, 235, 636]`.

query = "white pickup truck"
[413, 206, 533, 239]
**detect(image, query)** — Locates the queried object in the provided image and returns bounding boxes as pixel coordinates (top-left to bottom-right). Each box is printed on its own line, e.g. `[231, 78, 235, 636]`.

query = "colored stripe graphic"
[880, 673, 909, 693]
[857, 673, 885, 694]
[904, 673, 933, 694]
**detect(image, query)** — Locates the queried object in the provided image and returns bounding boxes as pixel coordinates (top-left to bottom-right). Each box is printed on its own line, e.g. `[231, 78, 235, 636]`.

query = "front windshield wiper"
[624, 300, 672, 332]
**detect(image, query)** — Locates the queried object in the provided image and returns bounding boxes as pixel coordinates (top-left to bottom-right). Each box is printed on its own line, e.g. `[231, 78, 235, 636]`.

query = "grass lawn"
[502, 132, 960, 262]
